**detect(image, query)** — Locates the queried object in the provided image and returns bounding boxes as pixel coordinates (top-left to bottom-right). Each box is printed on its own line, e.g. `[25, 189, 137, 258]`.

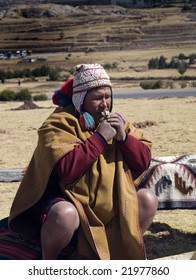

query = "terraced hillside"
[0, 4, 196, 54]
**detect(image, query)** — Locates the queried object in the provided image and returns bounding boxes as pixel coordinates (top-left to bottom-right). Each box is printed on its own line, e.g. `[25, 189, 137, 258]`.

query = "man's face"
[82, 86, 112, 125]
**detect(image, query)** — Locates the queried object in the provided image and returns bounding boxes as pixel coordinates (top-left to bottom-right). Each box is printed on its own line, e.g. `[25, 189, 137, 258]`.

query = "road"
[48, 88, 196, 100]
[112, 88, 196, 99]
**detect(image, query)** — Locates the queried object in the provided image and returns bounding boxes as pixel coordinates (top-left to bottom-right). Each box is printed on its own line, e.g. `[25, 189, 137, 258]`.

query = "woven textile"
[0, 218, 41, 259]
[139, 155, 196, 209]
[0, 218, 76, 260]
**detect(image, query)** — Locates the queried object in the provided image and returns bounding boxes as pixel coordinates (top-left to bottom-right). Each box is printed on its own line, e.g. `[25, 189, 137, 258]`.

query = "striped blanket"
[0, 217, 76, 260]
[139, 154, 196, 209]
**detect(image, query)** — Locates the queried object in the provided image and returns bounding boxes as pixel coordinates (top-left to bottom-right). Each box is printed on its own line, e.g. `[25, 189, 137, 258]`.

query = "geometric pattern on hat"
[72, 63, 112, 113]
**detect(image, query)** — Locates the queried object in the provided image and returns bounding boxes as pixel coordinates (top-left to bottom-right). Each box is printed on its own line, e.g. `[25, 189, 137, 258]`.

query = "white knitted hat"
[72, 63, 112, 113]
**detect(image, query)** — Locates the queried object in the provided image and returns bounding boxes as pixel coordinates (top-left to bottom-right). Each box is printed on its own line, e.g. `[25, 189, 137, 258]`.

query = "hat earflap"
[79, 112, 95, 131]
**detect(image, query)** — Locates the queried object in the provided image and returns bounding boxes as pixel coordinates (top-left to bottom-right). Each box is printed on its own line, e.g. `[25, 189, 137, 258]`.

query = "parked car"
[0, 53, 5, 59]
[15, 50, 27, 57]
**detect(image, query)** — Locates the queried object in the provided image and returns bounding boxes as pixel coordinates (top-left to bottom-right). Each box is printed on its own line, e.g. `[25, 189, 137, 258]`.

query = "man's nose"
[100, 98, 107, 108]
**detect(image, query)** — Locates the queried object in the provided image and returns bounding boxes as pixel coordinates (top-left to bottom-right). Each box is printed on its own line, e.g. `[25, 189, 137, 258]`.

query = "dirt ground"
[0, 85, 195, 171]
[0, 82, 195, 259]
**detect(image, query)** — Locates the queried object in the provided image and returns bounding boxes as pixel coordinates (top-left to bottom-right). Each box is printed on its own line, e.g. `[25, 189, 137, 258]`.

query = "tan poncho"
[9, 104, 152, 260]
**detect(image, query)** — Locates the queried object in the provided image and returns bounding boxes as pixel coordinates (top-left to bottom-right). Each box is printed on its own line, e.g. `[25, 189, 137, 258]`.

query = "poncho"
[9, 104, 152, 260]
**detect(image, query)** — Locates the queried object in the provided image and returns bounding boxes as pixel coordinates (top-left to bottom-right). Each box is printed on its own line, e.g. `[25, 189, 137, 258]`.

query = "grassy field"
[1, 46, 196, 92]
[0, 94, 195, 259]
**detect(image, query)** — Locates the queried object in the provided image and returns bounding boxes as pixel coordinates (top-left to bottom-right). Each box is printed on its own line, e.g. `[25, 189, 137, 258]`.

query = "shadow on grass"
[144, 222, 196, 259]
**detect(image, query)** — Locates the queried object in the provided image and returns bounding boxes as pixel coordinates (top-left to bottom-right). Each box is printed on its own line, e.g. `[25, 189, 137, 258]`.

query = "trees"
[148, 57, 159, 69]
[177, 61, 188, 76]
[158, 55, 167, 69]
[148, 56, 167, 69]
[148, 53, 195, 72]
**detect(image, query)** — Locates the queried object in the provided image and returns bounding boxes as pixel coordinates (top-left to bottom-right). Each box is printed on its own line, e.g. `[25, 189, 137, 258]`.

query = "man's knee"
[47, 201, 80, 230]
[137, 188, 158, 212]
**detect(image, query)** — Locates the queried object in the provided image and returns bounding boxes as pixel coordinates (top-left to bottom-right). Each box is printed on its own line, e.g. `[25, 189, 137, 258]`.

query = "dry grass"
[0, 82, 195, 259]
[1, 47, 196, 87]
[0, 94, 195, 170]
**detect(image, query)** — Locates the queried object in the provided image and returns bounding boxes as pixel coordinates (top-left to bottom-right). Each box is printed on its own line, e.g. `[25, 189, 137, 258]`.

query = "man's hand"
[106, 113, 126, 142]
[96, 119, 117, 141]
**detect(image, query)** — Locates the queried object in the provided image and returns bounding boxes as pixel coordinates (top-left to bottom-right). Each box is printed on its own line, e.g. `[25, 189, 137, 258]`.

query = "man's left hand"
[106, 113, 126, 142]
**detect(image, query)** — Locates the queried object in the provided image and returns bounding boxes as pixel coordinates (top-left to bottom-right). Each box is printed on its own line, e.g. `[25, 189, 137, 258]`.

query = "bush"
[103, 63, 118, 70]
[140, 81, 153, 89]
[140, 80, 163, 90]
[48, 68, 61, 81]
[33, 94, 48, 101]
[191, 82, 196, 87]
[32, 65, 50, 77]
[0, 71, 6, 80]
[180, 81, 187, 88]
[165, 81, 174, 89]
[0, 89, 15, 101]
[15, 88, 32, 101]
[0, 65, 52, 80]
[152, 80, 163, 89]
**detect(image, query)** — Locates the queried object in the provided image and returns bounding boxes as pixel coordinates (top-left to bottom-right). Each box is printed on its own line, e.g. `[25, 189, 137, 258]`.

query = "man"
[9, 64, 158, 260]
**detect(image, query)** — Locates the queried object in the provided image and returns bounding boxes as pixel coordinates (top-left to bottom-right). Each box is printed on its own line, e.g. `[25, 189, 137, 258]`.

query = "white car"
[0, 53, 5, 59]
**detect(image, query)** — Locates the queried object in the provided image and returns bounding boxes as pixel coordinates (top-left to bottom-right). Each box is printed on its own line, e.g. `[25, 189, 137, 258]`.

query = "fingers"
[96, 120, 117, 141]
[106, 113, 126, 142]
[106, 113, 124, 129]
[97, 113, 125, 142]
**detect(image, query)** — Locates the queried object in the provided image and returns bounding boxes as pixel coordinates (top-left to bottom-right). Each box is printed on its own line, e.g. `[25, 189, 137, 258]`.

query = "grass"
[0, 97, 195, 259]
[1, 47, 196, 87]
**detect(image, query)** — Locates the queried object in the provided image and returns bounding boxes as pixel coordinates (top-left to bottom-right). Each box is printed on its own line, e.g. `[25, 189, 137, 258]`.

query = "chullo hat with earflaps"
[52, 64, 112, 131]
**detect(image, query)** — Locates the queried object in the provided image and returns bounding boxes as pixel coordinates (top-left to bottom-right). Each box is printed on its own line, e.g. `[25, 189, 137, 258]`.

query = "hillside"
[0, 4, 196, 54]
[0, 0, 195, 8]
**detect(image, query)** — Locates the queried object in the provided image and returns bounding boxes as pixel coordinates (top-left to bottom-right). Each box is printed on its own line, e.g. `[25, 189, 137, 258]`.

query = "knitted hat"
[52, 64, 112, 112]
[52, 63, 112, 131]
[72, 63, 112, 113]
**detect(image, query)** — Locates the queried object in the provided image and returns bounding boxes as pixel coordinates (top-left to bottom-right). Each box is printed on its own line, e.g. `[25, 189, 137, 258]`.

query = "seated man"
[8, 64, 158, 260]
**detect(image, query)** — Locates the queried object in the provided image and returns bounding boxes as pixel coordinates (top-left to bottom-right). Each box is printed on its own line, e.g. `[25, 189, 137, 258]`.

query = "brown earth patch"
[10, 100, 53, 110]
[133, 120, 156, 128]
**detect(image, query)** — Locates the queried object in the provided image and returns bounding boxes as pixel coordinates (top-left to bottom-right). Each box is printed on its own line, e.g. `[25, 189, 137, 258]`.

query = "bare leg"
[137, 188, 158, 235]
[41, 201, 80, 260]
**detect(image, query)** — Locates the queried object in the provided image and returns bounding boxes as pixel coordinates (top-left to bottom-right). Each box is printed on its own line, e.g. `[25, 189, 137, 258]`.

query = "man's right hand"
[96, 120, 117, 142]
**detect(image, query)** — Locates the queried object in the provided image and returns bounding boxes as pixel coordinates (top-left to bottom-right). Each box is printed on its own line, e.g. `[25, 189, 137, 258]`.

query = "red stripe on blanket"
[0, 218, 76, 259]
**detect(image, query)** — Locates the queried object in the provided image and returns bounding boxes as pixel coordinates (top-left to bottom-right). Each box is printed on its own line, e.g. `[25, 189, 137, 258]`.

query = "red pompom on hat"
[52, 77, 74, 107]
[60, 77, 73, 98]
